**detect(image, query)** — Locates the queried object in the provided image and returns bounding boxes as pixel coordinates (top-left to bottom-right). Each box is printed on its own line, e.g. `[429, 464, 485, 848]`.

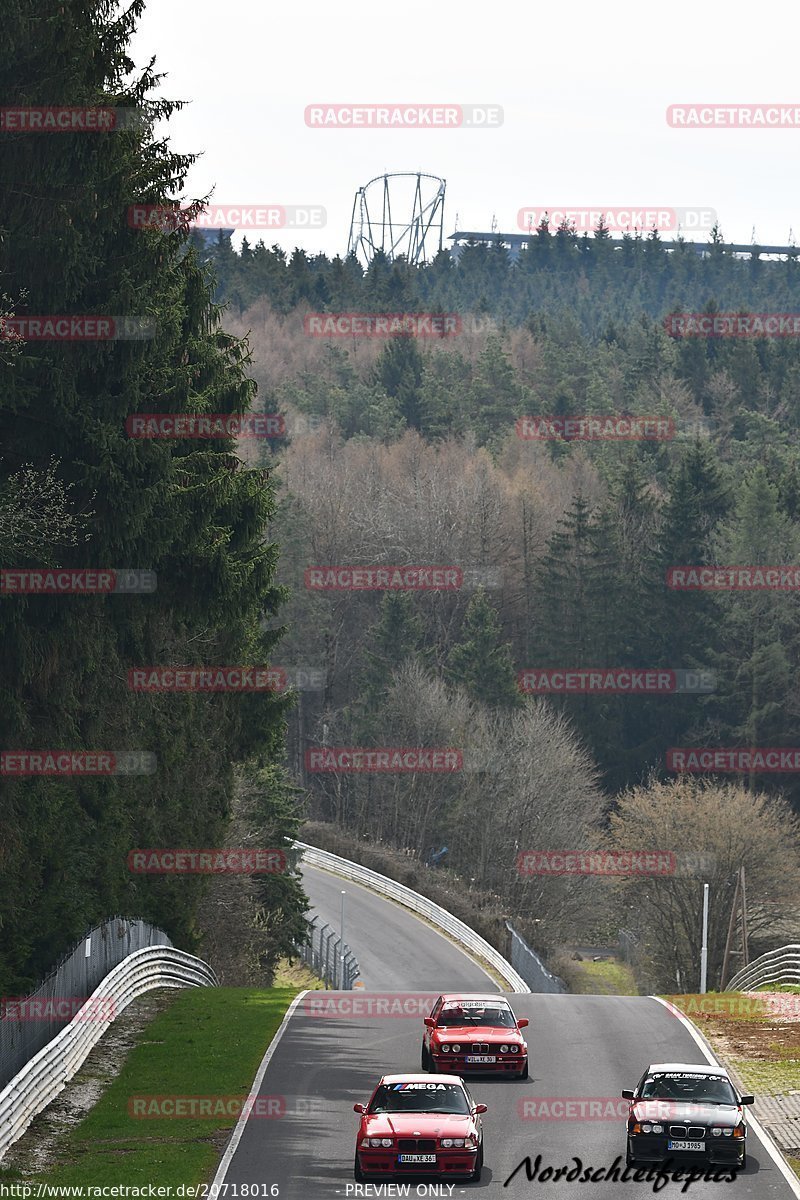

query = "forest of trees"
[202, 228, 800, 988]
[196, 222, 800, 337]
[0, 0, 307, 993]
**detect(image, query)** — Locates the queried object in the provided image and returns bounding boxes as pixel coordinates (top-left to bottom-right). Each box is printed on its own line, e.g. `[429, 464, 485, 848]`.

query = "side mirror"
[353, 1103, 366, 1114]
[740, 1095, 755, 1105]
[474, 1103, 488, 1115]
[621, 1089, 635, 1100]
[424, 1017, 435, 1028]
[517, 1018, 529, 1028]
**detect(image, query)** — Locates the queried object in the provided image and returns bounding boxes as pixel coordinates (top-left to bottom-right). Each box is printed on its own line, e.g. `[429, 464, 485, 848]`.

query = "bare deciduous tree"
[605, 776, 800, 992]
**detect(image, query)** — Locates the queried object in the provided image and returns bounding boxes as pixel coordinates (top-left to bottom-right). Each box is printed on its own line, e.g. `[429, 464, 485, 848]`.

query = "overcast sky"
[132, 0, 800, 260]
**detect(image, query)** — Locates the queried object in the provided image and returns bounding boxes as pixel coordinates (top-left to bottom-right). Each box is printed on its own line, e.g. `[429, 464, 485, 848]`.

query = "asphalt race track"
[301, 864, 498, 992]
[216, 865, 800, 1199]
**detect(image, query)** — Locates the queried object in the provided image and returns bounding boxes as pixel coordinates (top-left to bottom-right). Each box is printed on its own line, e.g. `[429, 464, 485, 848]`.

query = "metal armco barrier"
[726, 944, 800, 991]
[0, 916, 172, 1088]
[0, 946, 217, 1162]
[506, 922, 565, 993]
[295, 841, 529, 993]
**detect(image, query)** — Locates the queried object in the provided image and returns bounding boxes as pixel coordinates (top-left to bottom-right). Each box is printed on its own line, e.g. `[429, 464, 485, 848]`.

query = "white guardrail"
[295, 842, 530, 993]
[726, 944, 800, 992]
[0, 946, 217, 1162]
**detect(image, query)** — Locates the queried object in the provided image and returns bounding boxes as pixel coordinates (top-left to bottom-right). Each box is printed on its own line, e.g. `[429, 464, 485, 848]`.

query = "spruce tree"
[448, 589, 521, 709]
[353, 592, 424, 736]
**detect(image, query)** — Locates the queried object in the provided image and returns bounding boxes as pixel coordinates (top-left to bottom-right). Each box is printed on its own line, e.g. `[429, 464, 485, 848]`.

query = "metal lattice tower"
[347, 173, 446, 268]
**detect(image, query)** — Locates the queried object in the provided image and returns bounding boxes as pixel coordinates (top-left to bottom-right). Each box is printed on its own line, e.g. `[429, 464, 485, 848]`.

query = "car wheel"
[520, 1059, 529, 1080]
[625, 1142, 636, 1166]
[354, 1153, 365, 1182]
[421, 1043, 431, 1071]
[470, 1145, 483, 1182]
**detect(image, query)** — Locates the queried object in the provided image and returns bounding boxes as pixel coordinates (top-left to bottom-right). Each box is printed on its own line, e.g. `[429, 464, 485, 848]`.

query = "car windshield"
[437, 1003, 515, 1028]
[639, 1073, 738, 1105]
[369, 1083, 471, 1114]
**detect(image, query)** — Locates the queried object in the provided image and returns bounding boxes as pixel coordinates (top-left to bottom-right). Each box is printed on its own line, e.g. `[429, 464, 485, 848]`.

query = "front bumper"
[357, 1148, 478, 1178]
[628, 1133, 745, 1167]
[432, 1053, 526, 1075]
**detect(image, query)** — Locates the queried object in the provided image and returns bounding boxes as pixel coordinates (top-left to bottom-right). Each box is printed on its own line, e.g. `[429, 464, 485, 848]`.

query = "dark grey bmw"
[621, 1062, 754, 1170]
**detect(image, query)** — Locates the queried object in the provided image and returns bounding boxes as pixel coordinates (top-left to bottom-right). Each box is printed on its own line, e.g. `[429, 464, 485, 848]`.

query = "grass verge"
[272, 957, 324, 990]
[554, 954, 639, 995]
[666, 991, 800, 1180]
[11, 988, 297, 1188]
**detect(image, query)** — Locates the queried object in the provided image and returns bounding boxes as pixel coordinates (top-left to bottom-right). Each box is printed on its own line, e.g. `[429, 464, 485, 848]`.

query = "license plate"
[466, 1055, 496, 1063]
[398, 1154, 436, 1163]
[668, 1140, 705, 1152]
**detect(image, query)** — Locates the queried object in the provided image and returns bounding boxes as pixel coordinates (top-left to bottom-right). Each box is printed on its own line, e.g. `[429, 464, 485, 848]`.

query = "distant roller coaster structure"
[347, 173, 446, 268]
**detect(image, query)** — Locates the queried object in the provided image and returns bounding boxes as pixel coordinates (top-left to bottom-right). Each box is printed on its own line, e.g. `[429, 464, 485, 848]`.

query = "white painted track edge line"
[211, 990, 309, 1187]
[649, 994, 800, 1197]
[303, 860, 501, 992]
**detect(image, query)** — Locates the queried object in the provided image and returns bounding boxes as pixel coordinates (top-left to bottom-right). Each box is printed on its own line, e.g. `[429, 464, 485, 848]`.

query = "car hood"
[632, 1101, 743, 1128]
[434, 1024, 522, 1040]
[363, 1113, 474, 1137]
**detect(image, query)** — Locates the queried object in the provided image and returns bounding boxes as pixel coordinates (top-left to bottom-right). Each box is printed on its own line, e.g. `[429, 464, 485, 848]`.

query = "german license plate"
[399, 1154, 436, 1163]
[466, 1055, 496, 1063]
[668, 1140, 705, 1152]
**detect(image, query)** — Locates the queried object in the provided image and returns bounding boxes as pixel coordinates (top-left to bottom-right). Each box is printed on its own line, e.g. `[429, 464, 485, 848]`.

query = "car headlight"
[723, 1129, 733, 1137]
[369, 1138, 386, 1147]
[712, 1128, 722, 1136]
[641, 1123, 652, 1133]
[441, 1138, 453, 1148]
[451, 1138, 465, 1147]
[441, 1044, 450, 1052]
[381, 1138, 392, 1147]
[651, 1124, 663, 1134]
[451, 1043, 461, 1052]
[500, 1044, 509, 1053]
[510, 1044, 519, 1053]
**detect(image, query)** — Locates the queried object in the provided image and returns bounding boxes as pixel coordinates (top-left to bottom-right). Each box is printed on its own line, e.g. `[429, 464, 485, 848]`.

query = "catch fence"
[505, 922, 565, 993]
[0, 917, 171, 1087]
[297, 917, 359, 989]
